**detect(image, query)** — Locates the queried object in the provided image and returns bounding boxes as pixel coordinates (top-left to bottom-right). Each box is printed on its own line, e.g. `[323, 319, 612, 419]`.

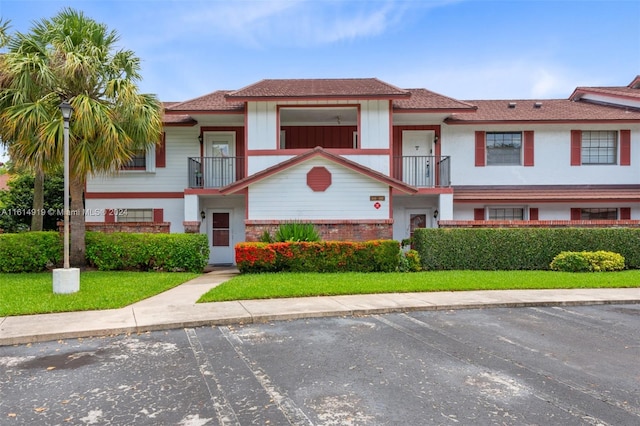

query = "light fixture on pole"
[53, 100, 80, 294]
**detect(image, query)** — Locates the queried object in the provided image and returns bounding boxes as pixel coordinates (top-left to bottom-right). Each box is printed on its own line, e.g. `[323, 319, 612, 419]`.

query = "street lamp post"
[53, 101, 80, 294]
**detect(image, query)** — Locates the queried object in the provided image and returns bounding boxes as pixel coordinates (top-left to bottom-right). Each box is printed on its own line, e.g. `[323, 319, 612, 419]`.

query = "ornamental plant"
[274, 222, 321, 242]
[550, 251, 625, 272]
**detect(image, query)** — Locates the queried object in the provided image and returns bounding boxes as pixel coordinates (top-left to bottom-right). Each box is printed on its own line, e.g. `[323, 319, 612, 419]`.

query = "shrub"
[0, 232, 62, 272]
[551, 251, 625, 272]
[274, 222, 321, 242]
[86, 232, 209, 272]
[414, 228, 640, 270]
[235, 240, 399, 273]
[398, 249, 422, 272]
[549, 251, 592, 272]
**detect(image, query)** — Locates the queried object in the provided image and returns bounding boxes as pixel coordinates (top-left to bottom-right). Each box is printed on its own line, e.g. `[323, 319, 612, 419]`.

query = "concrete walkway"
[1, 267, 639, 346]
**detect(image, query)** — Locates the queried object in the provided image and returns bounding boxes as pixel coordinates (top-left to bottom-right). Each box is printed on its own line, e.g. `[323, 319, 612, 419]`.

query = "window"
[115, 209, 153, 223]
[581, 131, 617, 165]
[488, 207, 525, 220]
[122, 150, 147, 170]
[579, 208, 617, 220]
[486, 132, 522, 165]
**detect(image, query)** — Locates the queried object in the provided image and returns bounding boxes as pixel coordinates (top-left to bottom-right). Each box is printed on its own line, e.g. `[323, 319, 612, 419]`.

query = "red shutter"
[570, 130, 582, 166]
[474, 208, 485, 220]
[570, 208, 581, 220]
[620, 207, 631, 220]
[153, 208, 164, 223]
[105, 209, 115, 223]
[620, 130, 631, 166]
[523, 131, 534, 166]
[529, 208, 539, 221]
[475, 131, 485, 167]
[155, 133, 166, 168]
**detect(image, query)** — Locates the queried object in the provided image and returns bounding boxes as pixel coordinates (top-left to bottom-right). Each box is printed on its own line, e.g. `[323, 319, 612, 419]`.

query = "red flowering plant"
[235, 243, 277, 273]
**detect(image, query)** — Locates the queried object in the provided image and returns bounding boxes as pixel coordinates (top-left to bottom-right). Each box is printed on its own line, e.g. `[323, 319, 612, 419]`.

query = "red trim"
[155, 132, 166, 168]
[164, 110, 243, 116]
[153, 208, 164, 223]
[447, 119, 640, 125]
[529, 207, 539, 221]
[85, 192, 184, 199]
[570, 130, 582, 166]
[474, 208, 485, 220]
[570, 208, 581, 220]
[247, 148, 390, 156]
[184, 188, 223, 195]
[475, 131, 485, 167]
[523, 131, 534, 166]
[620, 129, 631, 166]
[227, 94, 409, 102]
[620, 207, 631, 220]
[105, 209, 115, 223]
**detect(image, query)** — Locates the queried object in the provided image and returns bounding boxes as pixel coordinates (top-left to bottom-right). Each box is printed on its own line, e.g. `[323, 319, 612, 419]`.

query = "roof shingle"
[225, 78, 411, 100]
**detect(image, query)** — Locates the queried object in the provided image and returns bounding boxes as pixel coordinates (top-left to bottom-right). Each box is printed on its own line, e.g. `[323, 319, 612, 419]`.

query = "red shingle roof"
[225, 78, 411, 100]
[445, 99, 640, 124]
[166, 91, 245, 113]
[394, 89, 477, 112]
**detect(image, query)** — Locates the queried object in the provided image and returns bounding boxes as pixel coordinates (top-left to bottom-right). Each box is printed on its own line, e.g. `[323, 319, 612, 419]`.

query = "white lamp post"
[53, 100, 80, 294]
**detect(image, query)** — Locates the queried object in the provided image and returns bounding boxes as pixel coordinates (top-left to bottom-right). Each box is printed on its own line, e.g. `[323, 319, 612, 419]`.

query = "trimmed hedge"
[0, 232, 62, 272]
[236, 240, 400, 273]
[85, 232, 209, 272]
[414, 228, 640, 270]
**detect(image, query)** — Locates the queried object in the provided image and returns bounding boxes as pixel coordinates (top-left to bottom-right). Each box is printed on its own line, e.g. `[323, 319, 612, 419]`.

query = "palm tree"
[0, 9, 162, 266]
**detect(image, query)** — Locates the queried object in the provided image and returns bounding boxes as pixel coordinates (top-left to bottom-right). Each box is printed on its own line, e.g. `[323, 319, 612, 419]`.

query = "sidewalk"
[1, 268, 639, 346]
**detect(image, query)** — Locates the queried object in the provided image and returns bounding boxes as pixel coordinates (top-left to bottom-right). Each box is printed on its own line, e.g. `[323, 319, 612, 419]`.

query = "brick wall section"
[438, 220, 640, 228]
[245, 220, 394, 242]
[59, 221, 170, 233]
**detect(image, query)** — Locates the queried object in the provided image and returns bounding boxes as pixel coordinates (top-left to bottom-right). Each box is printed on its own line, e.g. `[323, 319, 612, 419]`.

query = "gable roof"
[394, 88, 477, 112]
[445, 98, 640, 124]
[569, 75, 640, 104]
[219, 146, 418, 195]
[225, 78, 411, 101]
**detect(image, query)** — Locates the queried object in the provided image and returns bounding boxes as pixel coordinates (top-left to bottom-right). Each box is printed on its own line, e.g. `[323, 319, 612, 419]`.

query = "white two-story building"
[86, 76, 640, 265]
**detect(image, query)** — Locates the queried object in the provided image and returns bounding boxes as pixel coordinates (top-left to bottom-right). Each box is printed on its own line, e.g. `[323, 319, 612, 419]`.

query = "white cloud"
[390, 60, 592, 100]
[168, 0, 412, 48]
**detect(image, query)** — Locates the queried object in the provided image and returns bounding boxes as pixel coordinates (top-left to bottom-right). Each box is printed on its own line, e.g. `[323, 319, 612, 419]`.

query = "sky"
[1, 0, 638, 103]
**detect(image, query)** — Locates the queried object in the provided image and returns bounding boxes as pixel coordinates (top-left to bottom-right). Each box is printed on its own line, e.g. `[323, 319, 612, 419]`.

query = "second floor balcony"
[188, 157, 245, 188]
[188, 155, 450, 189]
[393, 155, 451, 187]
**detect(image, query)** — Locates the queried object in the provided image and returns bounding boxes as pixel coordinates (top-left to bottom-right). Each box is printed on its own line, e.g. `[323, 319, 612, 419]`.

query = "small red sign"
[373, 202, 381, 210]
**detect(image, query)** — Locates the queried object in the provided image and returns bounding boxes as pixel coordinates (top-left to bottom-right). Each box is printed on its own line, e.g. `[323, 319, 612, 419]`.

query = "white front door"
[204, 132, 235, 187]
[209, 210, 234, 265]
[402, 131, 434, 186]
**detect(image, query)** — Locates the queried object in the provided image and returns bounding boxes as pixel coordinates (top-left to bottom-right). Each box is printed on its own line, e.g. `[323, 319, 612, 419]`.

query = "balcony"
[393, 156, 451, 187]
[188, 157, 245, 188]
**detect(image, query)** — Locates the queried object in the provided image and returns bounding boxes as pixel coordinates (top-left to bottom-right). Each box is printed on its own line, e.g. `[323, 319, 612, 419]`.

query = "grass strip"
[0, 271, 199, 316]
[198, 270, 640, 302]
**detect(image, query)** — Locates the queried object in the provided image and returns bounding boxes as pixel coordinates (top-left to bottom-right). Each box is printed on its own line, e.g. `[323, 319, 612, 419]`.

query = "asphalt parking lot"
[1, 304, 639, 425]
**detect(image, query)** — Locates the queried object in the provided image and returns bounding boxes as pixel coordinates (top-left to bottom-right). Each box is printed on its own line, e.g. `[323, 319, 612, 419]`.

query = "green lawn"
[0, 271, 199, 316]
[198, 270, 640, 302]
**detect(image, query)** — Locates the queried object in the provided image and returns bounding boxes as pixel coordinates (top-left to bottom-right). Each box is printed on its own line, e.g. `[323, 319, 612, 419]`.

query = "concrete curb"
[2, 288, 639, 346]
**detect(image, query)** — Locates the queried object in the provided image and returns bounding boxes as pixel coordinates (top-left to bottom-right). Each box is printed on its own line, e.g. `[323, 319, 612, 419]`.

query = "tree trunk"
[69, 175, 86, 267]
[30, 169, 44, 232]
